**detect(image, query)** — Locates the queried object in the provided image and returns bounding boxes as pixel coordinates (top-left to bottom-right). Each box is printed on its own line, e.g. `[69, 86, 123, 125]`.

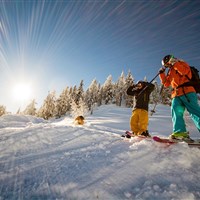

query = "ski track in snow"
[0, 104, 200, 200]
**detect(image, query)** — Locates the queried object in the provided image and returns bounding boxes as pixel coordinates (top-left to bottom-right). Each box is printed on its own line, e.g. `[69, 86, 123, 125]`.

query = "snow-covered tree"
[74, 80, 84, 104]
[124, 70, 134, 107]
[70, 86, 77, 102]
[115, 71, 126, 106]
[16, 108, 21, 114]
[85, 79, 99, 114]
[23, 99, 37, 116]
[160, 85, 172, 105]
[102, 75, 113, 105]
[55, 86, 71, 118]
[37, 91, 56, 120]
[97, 83, 103, 106]
[0, 105, 6, 116]
[70, 97, 88, 118]
[148, 81, 159, 115]
[150, 81, 159, 104]
[143, 76, 147, 82]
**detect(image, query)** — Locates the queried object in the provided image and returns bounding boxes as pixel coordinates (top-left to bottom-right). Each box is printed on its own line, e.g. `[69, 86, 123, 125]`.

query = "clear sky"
[0, 0, 200, 113]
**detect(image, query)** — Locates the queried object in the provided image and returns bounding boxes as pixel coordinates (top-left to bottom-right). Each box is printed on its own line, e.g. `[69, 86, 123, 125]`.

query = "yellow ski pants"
[130, 109, 149, 135]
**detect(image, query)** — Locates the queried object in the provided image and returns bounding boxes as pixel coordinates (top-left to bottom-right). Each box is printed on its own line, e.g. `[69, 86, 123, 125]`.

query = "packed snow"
[0, 104, 200, 200]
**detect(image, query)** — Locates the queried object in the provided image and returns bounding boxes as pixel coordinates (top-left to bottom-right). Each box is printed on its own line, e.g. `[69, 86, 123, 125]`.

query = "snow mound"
[0, 114, 46, 128]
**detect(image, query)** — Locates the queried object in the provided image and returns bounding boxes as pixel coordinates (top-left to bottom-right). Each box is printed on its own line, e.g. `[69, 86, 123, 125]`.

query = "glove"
[159, 67, 166, 74]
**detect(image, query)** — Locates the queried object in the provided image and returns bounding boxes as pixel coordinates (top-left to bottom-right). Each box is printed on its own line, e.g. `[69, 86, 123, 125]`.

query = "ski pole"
[150, 84, 164, 116]
[149, 72, 161, 84]
[150, 68, 169, 115]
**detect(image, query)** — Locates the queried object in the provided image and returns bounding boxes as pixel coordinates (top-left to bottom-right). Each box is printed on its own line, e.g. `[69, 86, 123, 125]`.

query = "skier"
[123, 81, 154, 138]
[159, 54, 200, 140]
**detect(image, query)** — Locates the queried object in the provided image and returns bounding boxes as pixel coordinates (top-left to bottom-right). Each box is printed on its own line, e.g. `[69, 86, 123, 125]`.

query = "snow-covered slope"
[0, 104, 200, 200]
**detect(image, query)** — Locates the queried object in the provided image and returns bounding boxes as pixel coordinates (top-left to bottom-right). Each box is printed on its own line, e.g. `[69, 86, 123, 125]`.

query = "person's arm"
[127, 85, 138, 96]
[145, 82, 155, 92]
[159, 71, 171, 87]
[138, 82, 155, 93]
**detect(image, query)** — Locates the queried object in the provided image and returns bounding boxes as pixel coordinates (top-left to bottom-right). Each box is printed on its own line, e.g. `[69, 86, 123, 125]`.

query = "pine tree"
[143, 76, 147, 82]
[85, 79, 99, 114]
[160, 86, 172, 105]
[102, 75, 113, 105]
[124, 70, 134, 107]
[115, 71, 126, 106]
[37, 91, 56, 120]
[71, 86, 77, 102]
[0, 105, 6, 116]
[70, 97, 88, 118]
[150, 81, 159, 104]
[70, 80, 88, 118]
[16, 108, 21, 114]
[23, 99, 37, 115]
[55, 86, 71, 118]
[75, 80, 84, 105]
[97, 84, 103, 106]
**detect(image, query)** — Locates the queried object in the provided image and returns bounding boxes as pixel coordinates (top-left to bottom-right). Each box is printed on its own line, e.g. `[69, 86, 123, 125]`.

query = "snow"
[0, 104, 200, 200]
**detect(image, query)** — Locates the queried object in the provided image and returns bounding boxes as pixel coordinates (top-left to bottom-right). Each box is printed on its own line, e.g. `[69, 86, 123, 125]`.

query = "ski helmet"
[162, 55, 174, 67]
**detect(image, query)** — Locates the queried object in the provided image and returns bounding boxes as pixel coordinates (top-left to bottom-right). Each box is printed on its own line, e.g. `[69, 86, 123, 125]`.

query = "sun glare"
[13, 83, 32, 101]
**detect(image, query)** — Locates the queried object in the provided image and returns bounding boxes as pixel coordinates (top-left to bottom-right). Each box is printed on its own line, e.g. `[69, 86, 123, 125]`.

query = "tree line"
[0, 71, 172, 119]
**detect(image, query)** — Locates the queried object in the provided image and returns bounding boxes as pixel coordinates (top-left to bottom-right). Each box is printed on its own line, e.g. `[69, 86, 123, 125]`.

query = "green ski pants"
[171, 92, 200, 133]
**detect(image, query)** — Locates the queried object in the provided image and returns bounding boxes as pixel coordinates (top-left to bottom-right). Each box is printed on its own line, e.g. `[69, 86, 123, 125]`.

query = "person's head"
[136, 81, 145, 89]
[162, 55, 176, 68]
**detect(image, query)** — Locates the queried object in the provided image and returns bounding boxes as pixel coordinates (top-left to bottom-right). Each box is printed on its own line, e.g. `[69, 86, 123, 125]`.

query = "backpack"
[177, 66, 200, 93]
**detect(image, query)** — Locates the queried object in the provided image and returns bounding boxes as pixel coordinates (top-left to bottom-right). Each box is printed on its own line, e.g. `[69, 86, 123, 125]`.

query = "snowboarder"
[124, 81, 155, 138]
[159, 54, 200, 140]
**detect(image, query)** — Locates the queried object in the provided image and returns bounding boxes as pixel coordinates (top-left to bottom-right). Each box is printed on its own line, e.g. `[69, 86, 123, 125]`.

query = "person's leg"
[171, 97, 187, 133]
[138, 109, 148, 134]
[181, 92, 200, 132]
[130, 109, 140, 134]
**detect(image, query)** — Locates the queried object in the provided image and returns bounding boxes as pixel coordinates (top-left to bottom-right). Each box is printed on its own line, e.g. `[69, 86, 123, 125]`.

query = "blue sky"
[0, 0, 200, 113]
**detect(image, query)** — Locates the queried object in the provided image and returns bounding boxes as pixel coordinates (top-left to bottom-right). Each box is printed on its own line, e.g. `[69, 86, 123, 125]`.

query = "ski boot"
[140, 130, 151, 137]
[169, 132, 194, 142]
[121, 131, 134, 139]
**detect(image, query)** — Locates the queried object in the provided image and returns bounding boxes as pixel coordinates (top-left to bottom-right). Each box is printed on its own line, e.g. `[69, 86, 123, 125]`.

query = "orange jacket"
[159, 61, 196, 98]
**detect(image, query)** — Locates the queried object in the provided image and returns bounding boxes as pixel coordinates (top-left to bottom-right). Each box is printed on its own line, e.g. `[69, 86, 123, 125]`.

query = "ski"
[153, 136, 200, 147]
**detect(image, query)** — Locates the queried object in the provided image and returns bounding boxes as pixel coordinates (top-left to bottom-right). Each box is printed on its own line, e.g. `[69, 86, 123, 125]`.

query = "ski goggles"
[162, 56, 174, 68]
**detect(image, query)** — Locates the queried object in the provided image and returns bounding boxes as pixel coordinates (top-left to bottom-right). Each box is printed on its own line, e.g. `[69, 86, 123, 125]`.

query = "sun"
[13, 83, 32, 101]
